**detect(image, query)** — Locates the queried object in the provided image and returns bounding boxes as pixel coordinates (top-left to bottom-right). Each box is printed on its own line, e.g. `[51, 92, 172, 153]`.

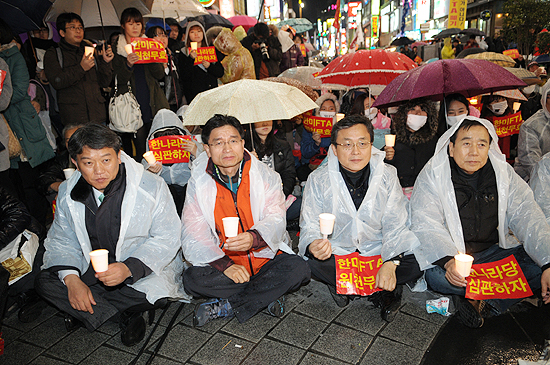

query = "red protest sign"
[148, 135, 195, 163]
[193, 46, 218, 65]
[0, 70, 5, 96]
[303, 113, 333, 137]
[503, 49, 520, 59]
[493, 111, 523, 138]
[299, 44, 307, 57]
[131, 38, 168, 64]
[466, 255, 533, 300]
[335, 252, 383, 296]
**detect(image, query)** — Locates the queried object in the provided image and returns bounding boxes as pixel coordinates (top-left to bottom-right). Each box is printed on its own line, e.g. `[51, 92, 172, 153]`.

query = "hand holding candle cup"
[124, 44, 133, 55]
[143, 151, 156, 165]
[319, 213, 336, 240]
[84, 46, 95, 58]
[190, 42, 198, 51]
[222, 217, 240, 238]
[89, 249, 109, 273]
[454, 253, 474, 277]
[385, 134, 396, 147]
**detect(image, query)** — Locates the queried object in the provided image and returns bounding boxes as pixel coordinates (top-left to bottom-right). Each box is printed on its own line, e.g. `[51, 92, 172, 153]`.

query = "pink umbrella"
[228, 15, 257, 32]
[372, 59, 526, 108]
[316, 49, 418, 95]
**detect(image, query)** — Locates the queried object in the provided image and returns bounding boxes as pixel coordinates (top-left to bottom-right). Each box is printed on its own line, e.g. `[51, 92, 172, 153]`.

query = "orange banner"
[466, 255, 533, 300]
[303, 114, 334, 137]
[131, 38, 168, 64]
[335, 253, 383, 296]
[194, 46, 218, 65]
[503, 49, 520, 59]
[299, 44, 307, 57]
[493, 111, 523, 137]
[148, 136, 195, 163]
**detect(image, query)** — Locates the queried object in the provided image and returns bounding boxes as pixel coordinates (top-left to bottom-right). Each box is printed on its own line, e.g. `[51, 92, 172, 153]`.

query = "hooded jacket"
[410, 117, 550, 271]
[214, 28, 256, 83]
[515, 81, 550, 181]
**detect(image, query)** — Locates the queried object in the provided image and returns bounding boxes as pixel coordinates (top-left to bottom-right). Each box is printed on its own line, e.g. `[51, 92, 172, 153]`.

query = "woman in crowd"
[481, 94, 515, 161]
[437, 93, 471, 136]
[349, 92, 391, 149]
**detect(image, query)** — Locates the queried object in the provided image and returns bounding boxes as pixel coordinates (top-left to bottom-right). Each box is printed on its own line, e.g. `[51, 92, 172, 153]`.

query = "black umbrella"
[456, 48, 485, 59]
[390, 37, 414, 46]
[180, 14, 233, 31]
[435, 28, 462, 39]
[461, 28, 486, 37]
[0, 0, 51, 34]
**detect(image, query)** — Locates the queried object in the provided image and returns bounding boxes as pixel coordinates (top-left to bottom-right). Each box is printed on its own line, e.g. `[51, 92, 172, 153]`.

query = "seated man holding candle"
[36, 124, 186, 346]
[181, 114, 310, 327]
[299, 115, 422, 322]
[410, 117, 550, 328]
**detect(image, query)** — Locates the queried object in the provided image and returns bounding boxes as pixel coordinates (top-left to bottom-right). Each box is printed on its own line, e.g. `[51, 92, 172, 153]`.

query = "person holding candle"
[299, 115, 422, 322]
[181, 115, 310, 327]
[35, 124, 186, 346]
[410, 117, 550, 328]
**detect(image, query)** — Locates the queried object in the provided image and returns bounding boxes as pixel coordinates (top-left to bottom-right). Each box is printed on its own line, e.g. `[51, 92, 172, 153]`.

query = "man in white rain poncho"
[181, 115, 310, 327]
[36, 125, 186, 346]
[411, 117, 550, 329]
[530, 152, 550, 223]
[299, 115, 422, 322]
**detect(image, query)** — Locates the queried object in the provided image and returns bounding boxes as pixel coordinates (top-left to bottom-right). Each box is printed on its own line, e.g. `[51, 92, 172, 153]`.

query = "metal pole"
[96, 0, 107, 41]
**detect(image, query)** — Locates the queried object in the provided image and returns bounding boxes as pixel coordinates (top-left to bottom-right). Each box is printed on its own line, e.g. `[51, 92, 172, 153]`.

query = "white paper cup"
[125, 44, 133, 54]
[84, 46, 95, 57]
[319, 213, 336, 236]
[222, 217, 240, 238]
[190, 42, 198, 50]
[89, 249, 109, 273]
[513, 102, 521, 112]
[454, 253, 474, 277]
[63, 168, 76, 180]
[336, 113, 345, 122]
[385, 134, 396, 147]
[143, 151, 156, 164]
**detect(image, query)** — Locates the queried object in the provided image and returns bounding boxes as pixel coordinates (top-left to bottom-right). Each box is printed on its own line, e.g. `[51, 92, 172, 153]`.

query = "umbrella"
[180, 13, 233, 30]
[316, 49, 418, 95]
[278, 66, 324, 89]
[182, 79, 319, 126]
[372, 59, 526, 108]
[533, 54, 550, 64]
[504, 67, 542, 85]
[411, 41, 428, 48]
[0, 0, 52, 34]
[146, 18, 171, 31]
[263, 77, 319, 102]
[456, 47, 485, 59]
[145, 0, 207, 19]
[228, 15, 257, 32]
[461, 28, 486, 37]
[390, 37, 414, 46]
[465, 52, 515, 67]
[481, 89, 527, 101]
[435, 28, 461, 39]
[277, 18, 313, 34]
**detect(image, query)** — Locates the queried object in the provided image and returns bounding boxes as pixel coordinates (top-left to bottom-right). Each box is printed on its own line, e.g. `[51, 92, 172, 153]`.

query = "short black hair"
[350, 92, 375, 115]
[254, 23, 270, 39]
[449, 118, 492, 144]
[56, 13, 84, 33]
[331, 115, 374, 145]
[146, 26, 165, 39]
[0, 18, 14, 45]
[120, 7, 144, 32]
[201, 114, 244, 144]
[68, 124, 122, 160]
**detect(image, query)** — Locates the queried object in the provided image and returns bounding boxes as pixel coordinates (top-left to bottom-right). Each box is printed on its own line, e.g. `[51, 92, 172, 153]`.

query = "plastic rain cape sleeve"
[181, 150, 294, 267]
[42, 152, 188, 303]
[298, 146, 420, 261]
[410, 116, 550, 271]
[529, 152, 550, 225]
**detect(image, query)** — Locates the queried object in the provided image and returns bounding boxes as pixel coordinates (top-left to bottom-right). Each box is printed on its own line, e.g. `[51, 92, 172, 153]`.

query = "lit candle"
[385, 134, 396, 147]
[84, 46, 95, 57]
[513, 102, 521, 112]
[319, 213, 336, 239]
[454, 253, 474, 277]
[336, 113, 345, 122]
[143, 151, 156, 164]
[190, 42, 198, 51]
[89, 249, 109, 273]
[124, 44, 133, 55]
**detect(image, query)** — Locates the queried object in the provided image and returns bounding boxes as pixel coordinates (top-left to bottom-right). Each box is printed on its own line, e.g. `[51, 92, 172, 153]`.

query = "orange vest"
[213, 160, 272, 275]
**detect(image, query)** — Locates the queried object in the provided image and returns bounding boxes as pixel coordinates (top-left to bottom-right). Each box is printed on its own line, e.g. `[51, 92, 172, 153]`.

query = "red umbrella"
[228, 15, 257, 32]
[316, 49, 418, 95]
[372, 59, 527, 108]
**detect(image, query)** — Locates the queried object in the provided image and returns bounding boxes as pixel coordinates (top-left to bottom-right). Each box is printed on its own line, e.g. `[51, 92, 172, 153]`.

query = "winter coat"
[214, 28, 255, 83]
[410, 117, 550, 270]
[299, 147, 419, 261]
[42, 152, 188, 303]
[0, 42, 55, 168]
[515, 81, 550, 181]
[44, 38, 112, 125]
[241, 33, 282, 79]
[279, 44, 305, 73]
[181, 150, 293, 267]
[386, 99, 439, 187]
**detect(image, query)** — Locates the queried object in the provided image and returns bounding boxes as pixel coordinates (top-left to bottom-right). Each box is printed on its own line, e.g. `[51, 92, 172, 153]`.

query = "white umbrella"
[144, 0, 208, 20]
[183, 79, 319, 126]
[279, 66, 323, 89]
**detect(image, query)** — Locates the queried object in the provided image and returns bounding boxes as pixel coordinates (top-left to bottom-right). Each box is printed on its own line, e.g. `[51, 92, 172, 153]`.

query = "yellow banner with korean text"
[131, 37, 168, 64]
[335, 253, 383, 296]
[448, 0, 467, 30]
[194, 46, 218, 65]
[493, 111, 523, 138]
[148, 136, 195, 163]
[303, 113, 334, 138]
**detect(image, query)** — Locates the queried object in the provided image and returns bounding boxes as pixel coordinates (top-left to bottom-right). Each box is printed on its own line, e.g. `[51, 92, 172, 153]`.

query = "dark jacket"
[241, 34, 282, 79]
[520, 92, 542, 122]
[279, 44, 305, 73]
[0, 186, 31, 249]
[44, 38, 112, 125]
[35, 150, 72, 195]
[178, 48, 224, 103]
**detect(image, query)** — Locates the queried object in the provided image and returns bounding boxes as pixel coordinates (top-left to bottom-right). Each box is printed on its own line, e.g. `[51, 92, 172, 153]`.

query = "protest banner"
[130, 38, 168, 64]
[303, 113, 334, 137]
[503, 49, 520, 59]
[148, 135, 195, 163]
[493, 111, 523, 138]
[299, 44, 307, 57]
[194, 46, 218, 65]
[447, 0, 467, 29]
[466, 255, 533, 300]
[335, 252, 383, 296]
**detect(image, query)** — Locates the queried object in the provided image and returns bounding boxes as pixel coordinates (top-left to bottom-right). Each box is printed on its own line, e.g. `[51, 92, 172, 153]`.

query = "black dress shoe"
[120, 311, 146, 347]
[380, 287, 402, 322]
[64, 313, 84, 332]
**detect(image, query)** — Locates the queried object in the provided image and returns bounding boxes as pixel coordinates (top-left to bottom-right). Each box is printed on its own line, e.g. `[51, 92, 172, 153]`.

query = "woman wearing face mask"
[437, 94, 470, 136]
[384, 98, 439, 188]
[481, 95, 515, 161]
[350, 92, 391, 149]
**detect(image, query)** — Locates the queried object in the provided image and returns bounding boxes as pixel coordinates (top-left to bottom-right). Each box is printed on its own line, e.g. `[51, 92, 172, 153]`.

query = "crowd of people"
[1, 7, 550, 354]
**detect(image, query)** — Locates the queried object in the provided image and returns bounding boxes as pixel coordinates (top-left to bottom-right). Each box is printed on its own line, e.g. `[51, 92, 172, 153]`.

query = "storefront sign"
[448, 0, 467, 29]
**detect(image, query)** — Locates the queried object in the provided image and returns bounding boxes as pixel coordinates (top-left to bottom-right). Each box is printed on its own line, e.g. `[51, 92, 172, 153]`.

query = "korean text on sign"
[303, 113, 334, 138]
[493, 111, 523, 138]
[466, 255, 533, 300]
[335, 252, 383, 296]
[148, 135, 194, 164]
[130, 38, 168, 64]
[194, 46, 218, 65]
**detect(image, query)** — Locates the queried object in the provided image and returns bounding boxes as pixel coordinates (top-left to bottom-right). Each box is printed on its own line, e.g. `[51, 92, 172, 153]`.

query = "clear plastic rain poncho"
[298, 147, 420, 261]
[515, 81, 550, 182]
[181, 150, 294, 266]
[213, 28, 256, 84]
[42, 152, 188, 303]
[410, 116, 550, 270]
[529, 152, 550, 223]
[143, 109, 203, 186]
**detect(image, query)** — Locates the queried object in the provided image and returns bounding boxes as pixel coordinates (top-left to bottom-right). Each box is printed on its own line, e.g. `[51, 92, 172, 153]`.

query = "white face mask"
[364, 107, 378, 119]
[319, 111, 336, 118]
[446, 113, 467, 126]
[490, 101, 508, 116]
[406, 114, 428, 131]
[523, 85, 536, 95]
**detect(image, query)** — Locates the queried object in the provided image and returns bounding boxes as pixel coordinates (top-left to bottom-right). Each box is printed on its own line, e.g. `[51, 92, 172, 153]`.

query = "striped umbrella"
[465, 52, 515, 67]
